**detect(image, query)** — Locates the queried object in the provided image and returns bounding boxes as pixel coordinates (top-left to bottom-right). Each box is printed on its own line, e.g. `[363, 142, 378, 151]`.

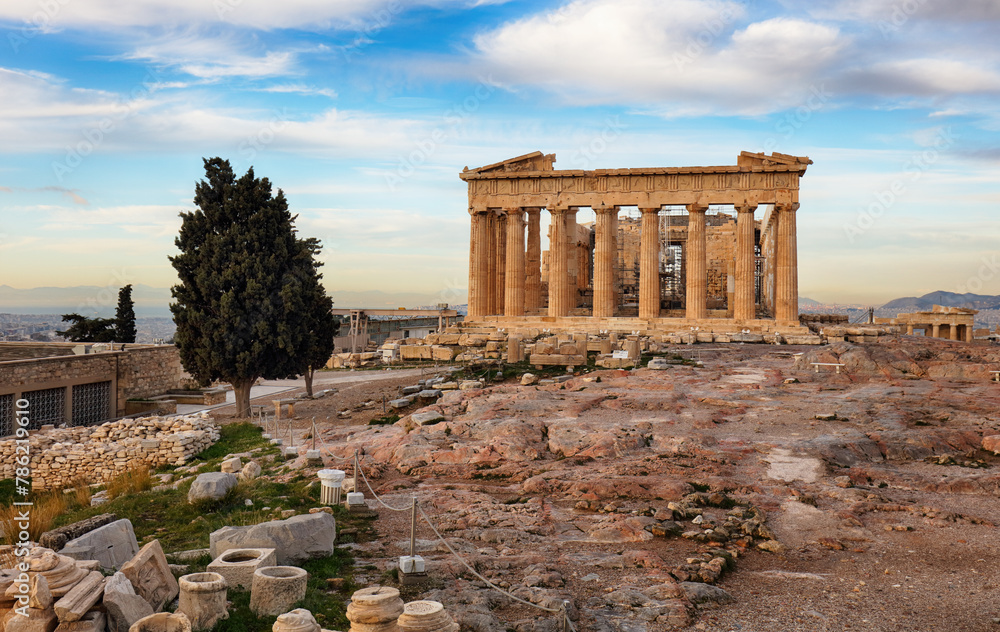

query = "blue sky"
[0, 0, 998, 306]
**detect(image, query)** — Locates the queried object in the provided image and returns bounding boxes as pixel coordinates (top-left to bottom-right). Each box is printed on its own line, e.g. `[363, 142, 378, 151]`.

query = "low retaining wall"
[0, 413, 220, 491]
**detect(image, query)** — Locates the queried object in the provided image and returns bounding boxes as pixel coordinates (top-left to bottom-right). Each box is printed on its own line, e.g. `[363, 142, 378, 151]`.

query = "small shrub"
[369, 414, 400, 426]
[0, 491, 66, 544]
[69, 479, 92, 508]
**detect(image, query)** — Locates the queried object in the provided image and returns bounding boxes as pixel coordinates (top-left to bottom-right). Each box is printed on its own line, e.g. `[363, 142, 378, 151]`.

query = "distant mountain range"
[880, 291, 1000, 312]
[0, 284, 468, 318]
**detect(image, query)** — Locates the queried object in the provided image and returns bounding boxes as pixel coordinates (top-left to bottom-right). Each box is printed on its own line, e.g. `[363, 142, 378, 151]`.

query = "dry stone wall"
[0, 413, 219, 491]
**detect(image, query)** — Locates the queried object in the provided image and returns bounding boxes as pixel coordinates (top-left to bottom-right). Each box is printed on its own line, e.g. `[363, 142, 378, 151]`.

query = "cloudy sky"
[0, 0, 998, 307]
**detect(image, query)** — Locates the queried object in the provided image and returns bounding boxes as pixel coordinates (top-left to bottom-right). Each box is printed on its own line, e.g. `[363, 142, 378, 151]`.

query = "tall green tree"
[57, 314, 116, 342]
[296, 238, 338, 397]
[170, 158, 335, 417]
[115, 284, 137, 343]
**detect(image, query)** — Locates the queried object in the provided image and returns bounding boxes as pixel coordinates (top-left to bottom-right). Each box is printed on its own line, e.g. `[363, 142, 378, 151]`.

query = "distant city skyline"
[1, 0, 998, 305]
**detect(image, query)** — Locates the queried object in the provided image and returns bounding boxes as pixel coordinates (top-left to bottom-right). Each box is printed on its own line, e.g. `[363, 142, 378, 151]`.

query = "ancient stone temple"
[460, 151, 812, 334]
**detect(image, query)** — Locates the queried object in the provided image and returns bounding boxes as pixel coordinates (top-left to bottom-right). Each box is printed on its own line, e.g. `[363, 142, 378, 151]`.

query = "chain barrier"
[297, 408, 579, 626]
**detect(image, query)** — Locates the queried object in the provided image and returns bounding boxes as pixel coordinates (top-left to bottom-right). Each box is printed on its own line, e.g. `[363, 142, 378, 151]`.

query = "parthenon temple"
[461, 151, 813, 334]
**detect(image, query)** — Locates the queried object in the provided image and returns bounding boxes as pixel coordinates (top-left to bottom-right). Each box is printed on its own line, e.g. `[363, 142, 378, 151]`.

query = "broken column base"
[399, 556, 428, 586]
[346, 493, 377, 517]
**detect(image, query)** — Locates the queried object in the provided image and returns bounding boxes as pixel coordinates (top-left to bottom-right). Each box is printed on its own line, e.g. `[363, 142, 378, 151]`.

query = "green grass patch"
[212, 550, 355, 632]
[196, 423, 274, 462]
[0, 479, 17, 506]
[369, 414, 400, 426]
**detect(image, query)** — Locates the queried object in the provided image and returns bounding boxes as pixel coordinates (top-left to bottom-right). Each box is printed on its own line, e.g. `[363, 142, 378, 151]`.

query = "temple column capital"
[686, 202, 709, 214]
[734, 203, 758, 214]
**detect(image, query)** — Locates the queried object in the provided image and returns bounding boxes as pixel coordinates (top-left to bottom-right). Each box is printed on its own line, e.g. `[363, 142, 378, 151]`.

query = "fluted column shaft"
[565, 207, 579, 310]
[548, 206, 569, 317]
[468, 211, 489, 318]
[685, 204, 708, 320]
[496, 213, 507, 315]
[774, 203, 799, 323]
[734, 204, 757, 321]
[484, 212, 497, 315]
[593, 205, 617, 318]
[524, 208, 542, 312]
[639, 207, 661, 320]
[504, 208, 526, 316]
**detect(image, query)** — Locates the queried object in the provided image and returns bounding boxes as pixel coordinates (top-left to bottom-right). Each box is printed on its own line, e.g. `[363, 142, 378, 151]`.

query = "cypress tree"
[170, 158, 333, 417]
[115, 284, 137, 343]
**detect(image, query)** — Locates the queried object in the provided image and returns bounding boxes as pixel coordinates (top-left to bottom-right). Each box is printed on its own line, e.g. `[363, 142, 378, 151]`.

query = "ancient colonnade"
[462, 151, 812, 331]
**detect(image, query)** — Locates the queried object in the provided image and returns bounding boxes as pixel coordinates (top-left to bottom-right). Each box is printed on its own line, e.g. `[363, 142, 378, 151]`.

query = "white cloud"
[40, 205, 188, 238]
[470, 0, 847, 115]
[0, 65, 429, 159]
[840, 59, 1000, 96]
[464, 0, 1000, 116]
[0, 0, 513, 30]
[258, 84, 338, 98]
[119, 33, 297, 79]
[809, 0, 1000, 23]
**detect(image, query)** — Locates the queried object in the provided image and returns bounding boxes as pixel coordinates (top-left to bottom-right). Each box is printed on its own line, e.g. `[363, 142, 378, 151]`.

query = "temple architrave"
[460, 151, 813, 335]
[875, 305, 977, 342]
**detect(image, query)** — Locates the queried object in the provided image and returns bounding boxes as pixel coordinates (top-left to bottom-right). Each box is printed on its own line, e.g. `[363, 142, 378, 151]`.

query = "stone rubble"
[346, 586, 405, 632]
[0, 414, 220, 491]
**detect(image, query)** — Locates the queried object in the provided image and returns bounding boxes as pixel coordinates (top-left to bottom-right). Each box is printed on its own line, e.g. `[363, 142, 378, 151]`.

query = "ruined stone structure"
[876, 305, 977, 342]
[461, 151, 811, 334]
[0, 413, 219, 490]
[0, 343, 189, 435]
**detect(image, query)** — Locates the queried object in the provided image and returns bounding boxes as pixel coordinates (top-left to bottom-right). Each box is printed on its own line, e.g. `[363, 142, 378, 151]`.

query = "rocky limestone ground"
[262, 337, 1000, 631]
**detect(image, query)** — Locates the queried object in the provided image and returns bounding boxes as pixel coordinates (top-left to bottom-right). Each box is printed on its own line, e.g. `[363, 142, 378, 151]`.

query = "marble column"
[548, 206, 569, 317]
[932, 323, 940, 338]
[504, 208, 526, 317]
[524, 208, 542, 312]
[593, 205, 618, 318]
[639, 206, 661, 320]
[565, 207, 579, 310]
[496, 213, 507, 316]
[685, 204, 708, 320]
[774, 203, 799, 323]
[485, 212, 497, 315]
[467, 210, 489, 318]
[734, 203, 757, 321]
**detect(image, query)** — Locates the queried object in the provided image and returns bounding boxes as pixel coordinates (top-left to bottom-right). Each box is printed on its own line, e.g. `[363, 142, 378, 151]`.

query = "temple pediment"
[738, 151, 813, 168]
[464, 151, 555, 175]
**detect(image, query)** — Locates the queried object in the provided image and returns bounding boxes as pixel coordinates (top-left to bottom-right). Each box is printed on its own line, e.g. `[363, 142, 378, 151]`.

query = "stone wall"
[116, 346, 191, 410]
[0, 413, 220, 491]
[0, 345, 191, 422]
